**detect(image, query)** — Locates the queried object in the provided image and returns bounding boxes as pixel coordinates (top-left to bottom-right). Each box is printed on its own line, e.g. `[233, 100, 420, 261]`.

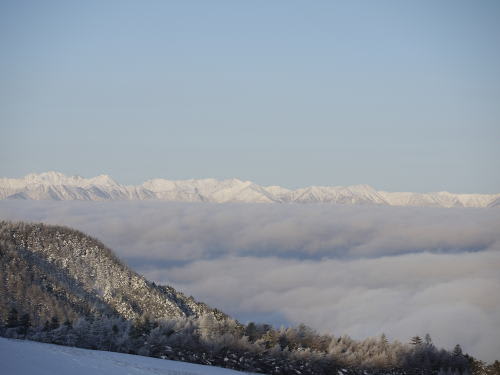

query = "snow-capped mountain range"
[0, 171, 498, 208]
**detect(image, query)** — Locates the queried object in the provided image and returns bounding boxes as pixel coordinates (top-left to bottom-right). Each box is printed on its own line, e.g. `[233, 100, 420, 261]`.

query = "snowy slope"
[0, 337, 257, 375]
[0, 221, 227, 323]
[0, 171, 498, 207]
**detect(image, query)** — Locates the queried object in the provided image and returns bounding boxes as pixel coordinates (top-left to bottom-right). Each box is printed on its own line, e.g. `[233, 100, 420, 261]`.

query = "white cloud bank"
[1, 201, 499, 362]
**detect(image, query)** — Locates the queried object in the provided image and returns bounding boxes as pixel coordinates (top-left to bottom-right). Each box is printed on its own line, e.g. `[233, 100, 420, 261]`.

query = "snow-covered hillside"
[0, 221, 226, 324]
[0, 171, 498, 207]
[0, 337, 256, 375]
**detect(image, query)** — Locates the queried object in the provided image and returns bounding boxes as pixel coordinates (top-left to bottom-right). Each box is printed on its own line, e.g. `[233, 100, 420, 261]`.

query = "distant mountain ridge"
[0, 171, 498, 208]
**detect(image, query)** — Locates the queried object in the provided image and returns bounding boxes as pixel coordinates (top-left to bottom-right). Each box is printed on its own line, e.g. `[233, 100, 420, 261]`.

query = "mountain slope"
[0, 221, 226, 325]
[1, 171, 498, 207]
[0, 222, 477, 375]
[0, 337, 254, 375]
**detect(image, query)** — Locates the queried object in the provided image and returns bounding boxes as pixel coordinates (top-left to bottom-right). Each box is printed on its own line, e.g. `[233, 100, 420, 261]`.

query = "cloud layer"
[1, 201, 499, 361]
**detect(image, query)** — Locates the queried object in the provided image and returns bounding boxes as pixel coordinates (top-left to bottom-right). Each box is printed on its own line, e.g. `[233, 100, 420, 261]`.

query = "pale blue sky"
[1, 1, 499, 193]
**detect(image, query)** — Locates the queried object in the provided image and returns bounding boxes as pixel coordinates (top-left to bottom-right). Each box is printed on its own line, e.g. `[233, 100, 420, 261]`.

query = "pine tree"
[129, 319, 144, 341]
[410, 336, 422, 346]
[424, 333, 433, 346]
[6, 307, 19, 328]
[18, 313, 31, 336]
[49, 316, 60, 330]
[453, 344, 463, 356]
[42, 320, 51, 332]
[245, 322, 258, 343]
[380, 333, 389, 346]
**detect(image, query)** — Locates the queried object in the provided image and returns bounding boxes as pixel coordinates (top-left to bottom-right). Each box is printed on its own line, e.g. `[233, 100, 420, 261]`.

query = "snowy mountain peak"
[85, 174, 118, 187]
[0, 171, 498, 207]
[24, 171, 81, 185]
[347, 184, 378, 193]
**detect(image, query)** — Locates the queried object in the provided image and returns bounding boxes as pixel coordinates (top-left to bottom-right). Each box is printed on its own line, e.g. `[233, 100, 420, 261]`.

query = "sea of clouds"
[1, 200, 499, 362]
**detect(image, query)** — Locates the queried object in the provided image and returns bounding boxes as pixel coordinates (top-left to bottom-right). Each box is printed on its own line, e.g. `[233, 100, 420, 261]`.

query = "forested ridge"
[1, 221, 498, 375]
[0, 220, 226, 324]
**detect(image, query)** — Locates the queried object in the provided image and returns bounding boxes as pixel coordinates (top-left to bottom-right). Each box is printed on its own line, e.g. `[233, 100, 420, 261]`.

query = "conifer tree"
[380, 333, 389, 347]
[6, 307, 19, 329]
[49, 316, 60, 331]
[245, 322, 258, 343]
[18, 313, 31, 336]
[453, 344, 463, 357]
[424, 333, 433, 346]
[410, 336, 423, 346]
[42, 320, 51, 332]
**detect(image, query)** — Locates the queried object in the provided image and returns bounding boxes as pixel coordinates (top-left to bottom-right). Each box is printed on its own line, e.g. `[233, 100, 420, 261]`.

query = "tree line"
[2, 307, 495, 375]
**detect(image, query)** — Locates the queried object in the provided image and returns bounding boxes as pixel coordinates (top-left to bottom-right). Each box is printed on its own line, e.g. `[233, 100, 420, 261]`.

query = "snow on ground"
[0, 337, 259, 375]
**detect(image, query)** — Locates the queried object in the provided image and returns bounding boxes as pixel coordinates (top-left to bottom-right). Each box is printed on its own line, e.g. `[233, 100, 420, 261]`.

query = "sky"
[1, 200, 499, 362]
[1, 0, 499, 192]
